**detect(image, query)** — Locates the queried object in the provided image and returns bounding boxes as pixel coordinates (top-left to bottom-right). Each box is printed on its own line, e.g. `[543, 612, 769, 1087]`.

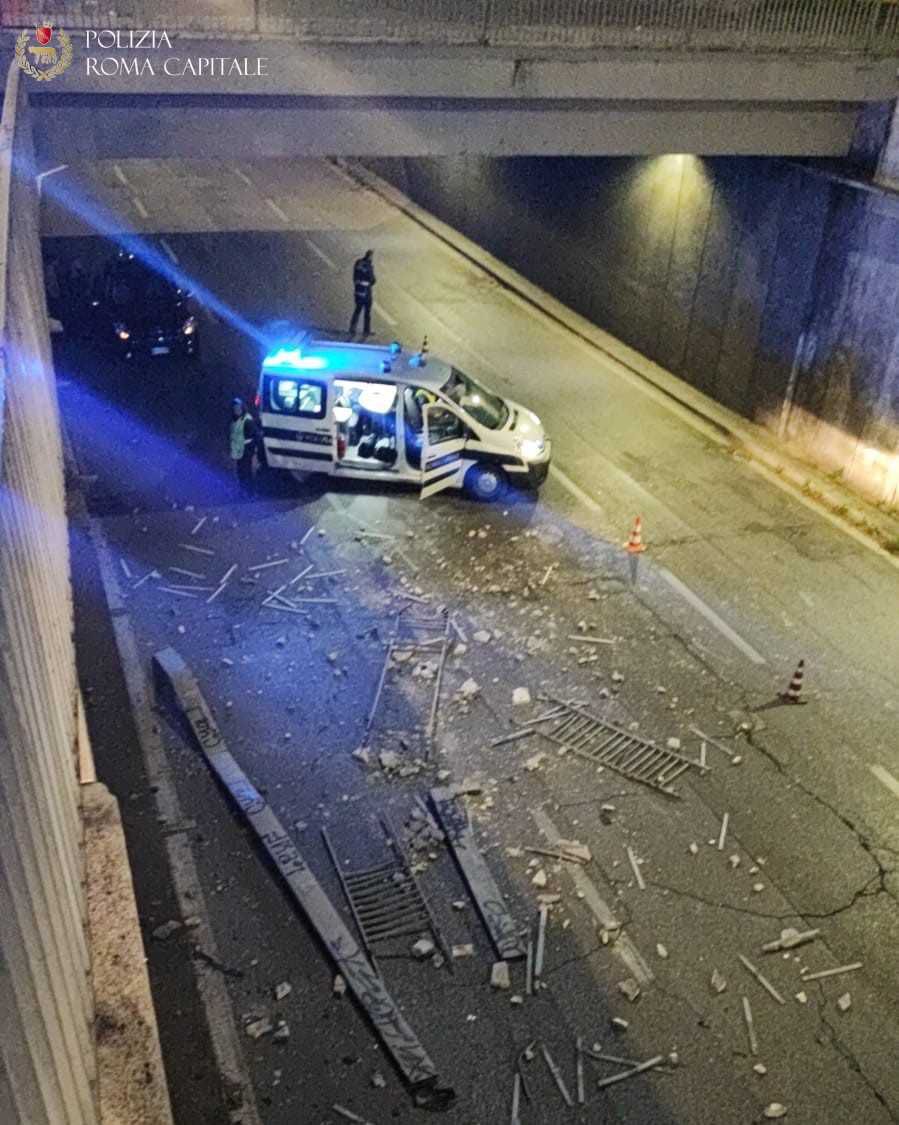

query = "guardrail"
[2, 0, 899, 53]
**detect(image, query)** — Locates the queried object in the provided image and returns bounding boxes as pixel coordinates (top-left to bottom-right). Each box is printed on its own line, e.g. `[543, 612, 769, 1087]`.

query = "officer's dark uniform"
[349, 252, 375, 337]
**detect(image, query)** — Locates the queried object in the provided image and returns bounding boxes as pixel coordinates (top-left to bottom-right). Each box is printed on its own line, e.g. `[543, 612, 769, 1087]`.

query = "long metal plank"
[154, 647, 453, 1110]
[430, 787, 526, 961]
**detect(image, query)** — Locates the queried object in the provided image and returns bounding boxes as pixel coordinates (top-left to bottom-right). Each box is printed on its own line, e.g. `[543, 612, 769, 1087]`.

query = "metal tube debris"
[169, 567, 206, 579]
[190, 516, 207, 535]
[248, 558, 288, 572]
[717, 812, 730, 852]
[490, 729, 536, 748]
[300, 525, 315, 545]
[801, 962, 862, 982]
[510, 1072, 521, 1125]
[541, 1043, 573, 1107]
[576, 1037, 585, 1105]
[738, 954, 785, 1005]
[596, 1055, 665, 1090]
[742, 996, 758, 1055]
[534, 907, 548, 979]
[627, 847, 646, 890]
[761, 928, 820, 954]
[179, 543, 215, 556]
[566, 635, 614, 645]
[289, 563, 314, 587]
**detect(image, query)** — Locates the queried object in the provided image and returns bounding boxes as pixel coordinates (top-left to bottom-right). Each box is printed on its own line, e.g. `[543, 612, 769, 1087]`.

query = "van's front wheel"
[464, 463, 507, 503]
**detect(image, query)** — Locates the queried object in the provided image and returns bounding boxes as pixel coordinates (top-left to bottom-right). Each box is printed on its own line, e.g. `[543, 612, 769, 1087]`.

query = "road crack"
[816, 995, 899, 1122]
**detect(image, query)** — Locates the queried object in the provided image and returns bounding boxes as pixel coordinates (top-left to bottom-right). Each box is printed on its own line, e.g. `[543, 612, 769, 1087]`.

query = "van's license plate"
[151, 346, 170, 355]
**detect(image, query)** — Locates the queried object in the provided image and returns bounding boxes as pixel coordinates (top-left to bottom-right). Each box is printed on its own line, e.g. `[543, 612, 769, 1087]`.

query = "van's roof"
[260, 335, 450, 391]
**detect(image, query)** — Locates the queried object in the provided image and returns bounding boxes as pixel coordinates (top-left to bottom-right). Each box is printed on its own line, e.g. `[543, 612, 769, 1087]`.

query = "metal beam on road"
[152, 646, 454, 1111]
[430, 787, 526, 961]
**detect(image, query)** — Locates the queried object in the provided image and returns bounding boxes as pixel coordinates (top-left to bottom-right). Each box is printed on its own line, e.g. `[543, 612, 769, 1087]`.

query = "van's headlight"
[518, 437, 545, 461]
[182, 316, 197, 336]
[114, 323, 130, 341]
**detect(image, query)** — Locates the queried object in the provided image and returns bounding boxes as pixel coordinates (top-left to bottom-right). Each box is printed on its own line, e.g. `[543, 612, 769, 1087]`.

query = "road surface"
[44, 156, 899, 1125]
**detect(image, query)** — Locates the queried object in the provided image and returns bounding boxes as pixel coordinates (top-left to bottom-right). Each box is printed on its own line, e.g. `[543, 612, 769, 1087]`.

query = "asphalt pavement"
[45, 157, 899, 1125]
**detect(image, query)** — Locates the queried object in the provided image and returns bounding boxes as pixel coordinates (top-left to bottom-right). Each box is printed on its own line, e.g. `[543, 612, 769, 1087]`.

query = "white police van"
[255, 332, 551, 501]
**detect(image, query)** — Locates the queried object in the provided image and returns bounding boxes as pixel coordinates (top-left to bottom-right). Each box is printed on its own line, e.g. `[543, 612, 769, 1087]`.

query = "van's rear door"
[260, 374, 334, 472]
[420, 402, 466, 499]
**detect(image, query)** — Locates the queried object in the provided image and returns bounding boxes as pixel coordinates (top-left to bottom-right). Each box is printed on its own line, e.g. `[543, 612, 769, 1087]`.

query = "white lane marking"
[305, 237, 337, 270]
[160, 238, 179, 265]
[870, 764, 899, 800]
[131, 196, 149, 219]
[532, 807, 654, 986]
[35, 163, 68, 194]
[232, 166, 254, 187]
[659, 566, 767, 665]
[549, 463, 605, 518]
[265, 197, 289, 223]
[112, 162, 130, 187]
[373, 300, 397, 327]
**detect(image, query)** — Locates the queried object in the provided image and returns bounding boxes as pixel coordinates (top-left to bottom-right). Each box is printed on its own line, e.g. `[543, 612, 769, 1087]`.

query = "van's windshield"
[441, 367, 509, 430]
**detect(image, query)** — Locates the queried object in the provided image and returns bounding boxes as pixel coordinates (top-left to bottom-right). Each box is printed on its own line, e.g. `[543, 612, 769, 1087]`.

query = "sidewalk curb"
[336, 158, 899, 570]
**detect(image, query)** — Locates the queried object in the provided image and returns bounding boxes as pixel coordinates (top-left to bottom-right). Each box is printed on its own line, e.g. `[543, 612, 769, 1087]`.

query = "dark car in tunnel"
[90, 252, 199, 360]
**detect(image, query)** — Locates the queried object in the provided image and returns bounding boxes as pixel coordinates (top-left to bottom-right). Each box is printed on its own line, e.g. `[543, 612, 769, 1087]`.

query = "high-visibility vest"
[230, 415, 253, 460]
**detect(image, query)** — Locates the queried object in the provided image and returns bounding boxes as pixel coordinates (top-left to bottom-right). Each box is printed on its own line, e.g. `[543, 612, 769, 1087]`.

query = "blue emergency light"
[262, 346, 328, 372]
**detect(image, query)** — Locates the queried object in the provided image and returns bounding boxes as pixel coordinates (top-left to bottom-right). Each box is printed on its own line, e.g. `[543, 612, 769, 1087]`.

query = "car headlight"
[182, 316, 197, 336]
[519, 437, 545, 461]
[114, 323, 130, 341]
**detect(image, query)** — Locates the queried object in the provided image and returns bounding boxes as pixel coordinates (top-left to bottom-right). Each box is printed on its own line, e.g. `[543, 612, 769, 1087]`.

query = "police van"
[255, 332, 551, 501]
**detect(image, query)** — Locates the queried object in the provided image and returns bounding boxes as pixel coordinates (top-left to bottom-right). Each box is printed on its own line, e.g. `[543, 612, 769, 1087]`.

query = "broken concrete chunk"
[512, 687, 532, 706]
[473, 630, 492, 643]
[273, 1020, 290, 1042]
[611, 1017, 629, 1032]
[611, 671, 625, 683]
[754, 1063, 768, 1076]
[618, 979, 641, 1003]
[510, 994, 524, 1005]
[412, 938, 436, 960]
[490, 962, 511, 990]
[729, 854, 741, 868]
[379, 750, 401, 770]
[795, 991, 808, 1004]
[333, 974, 347, 997]
[532, 869, 548, 888]
[245, 1017, 273, 1040]
[352, 747, 371, 766]
[711, 969, 727, 994]
[752, 883, 765, 893]
[452, 944, 475, 959]
[274, 981, 292, 1001]
[665, 737, 682, 751]
[763, 1105, 788, 1119]
[837, 992, 852, 1012]
[524, 752, 547, 772]
[656, 943, 669, 960]
[371, 1071, 387, 1088]
[688, 843, 699, 856]
[458, 678, 480, 699]
[152, 920, 183, 942]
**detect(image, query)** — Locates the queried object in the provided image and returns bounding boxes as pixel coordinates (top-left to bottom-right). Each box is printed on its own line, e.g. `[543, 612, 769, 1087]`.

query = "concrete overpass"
[8, 0, 899, 159]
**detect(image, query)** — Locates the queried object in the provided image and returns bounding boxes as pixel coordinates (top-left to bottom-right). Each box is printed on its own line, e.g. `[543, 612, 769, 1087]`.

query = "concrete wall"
[366, 154, 899, 507]
[0, 64, 98, 1125]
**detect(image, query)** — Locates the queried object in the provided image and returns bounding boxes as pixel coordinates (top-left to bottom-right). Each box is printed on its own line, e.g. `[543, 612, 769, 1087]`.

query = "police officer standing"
[349, 249, 375, 337]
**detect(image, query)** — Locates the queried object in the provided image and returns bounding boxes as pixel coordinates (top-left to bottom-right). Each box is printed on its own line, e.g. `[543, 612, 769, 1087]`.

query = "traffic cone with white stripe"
[779, 659, 807, 705]
[624, 516, 646, 554]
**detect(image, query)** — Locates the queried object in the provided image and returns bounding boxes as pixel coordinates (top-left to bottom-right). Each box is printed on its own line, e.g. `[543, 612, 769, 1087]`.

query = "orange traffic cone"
[779, 660, 807, 704]
[624, 516, 646, 554]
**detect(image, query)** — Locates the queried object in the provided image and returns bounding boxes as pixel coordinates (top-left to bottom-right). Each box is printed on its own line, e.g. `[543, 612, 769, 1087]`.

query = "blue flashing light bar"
[262, 346, 328, 372]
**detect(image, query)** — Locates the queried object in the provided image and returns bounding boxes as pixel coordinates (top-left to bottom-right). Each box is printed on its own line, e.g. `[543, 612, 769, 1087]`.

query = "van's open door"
[420, 402, 466, 499]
